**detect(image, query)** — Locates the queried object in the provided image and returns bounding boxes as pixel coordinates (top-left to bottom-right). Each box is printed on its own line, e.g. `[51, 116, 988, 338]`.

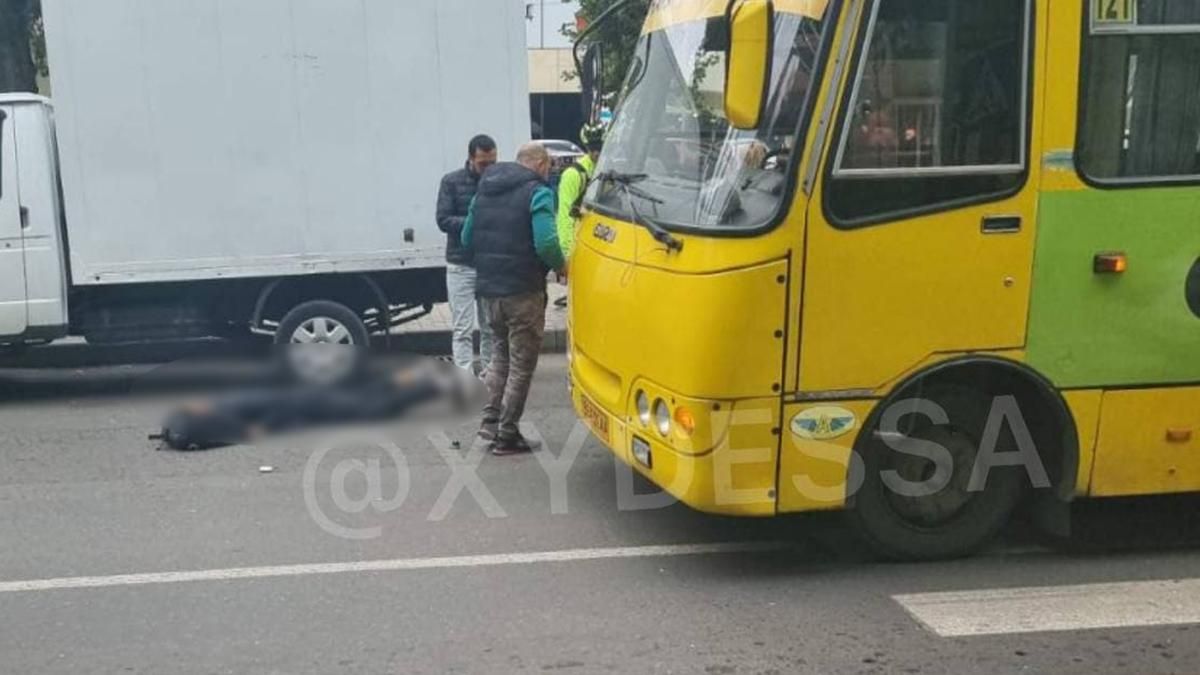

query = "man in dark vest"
[461, 143, 564, 456]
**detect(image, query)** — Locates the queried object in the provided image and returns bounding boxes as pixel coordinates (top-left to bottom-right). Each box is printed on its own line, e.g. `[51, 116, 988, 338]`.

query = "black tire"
[847, 384, 1024, 561]
[274, 300, 370, 384]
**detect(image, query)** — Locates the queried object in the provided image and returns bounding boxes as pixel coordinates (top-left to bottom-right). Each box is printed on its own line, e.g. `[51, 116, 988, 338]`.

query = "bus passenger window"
[825, 0, 1031, 227]
[838, 0, 1026, 172]
[1078, 1, 1200, 182]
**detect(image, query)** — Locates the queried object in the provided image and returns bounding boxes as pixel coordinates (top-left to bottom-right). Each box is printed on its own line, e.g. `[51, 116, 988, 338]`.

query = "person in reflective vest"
[556, 123, 605, 262]
[554, 124, 604, 308]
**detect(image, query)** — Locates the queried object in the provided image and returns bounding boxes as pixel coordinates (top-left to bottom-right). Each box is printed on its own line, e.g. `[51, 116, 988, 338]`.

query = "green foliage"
[690, 51, 723, 135]
[31, 2, 48, 78]
[562, 0, 651, 96]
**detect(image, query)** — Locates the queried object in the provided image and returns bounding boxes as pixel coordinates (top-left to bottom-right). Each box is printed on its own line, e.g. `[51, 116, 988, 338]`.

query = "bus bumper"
[569, 369, 778, 517]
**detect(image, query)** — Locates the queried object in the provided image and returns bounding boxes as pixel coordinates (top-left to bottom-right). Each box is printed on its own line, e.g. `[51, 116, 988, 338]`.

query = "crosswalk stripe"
[895, 578, 1200, 637]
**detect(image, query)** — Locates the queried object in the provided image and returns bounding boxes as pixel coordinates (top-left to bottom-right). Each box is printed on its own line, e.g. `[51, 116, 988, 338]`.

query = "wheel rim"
[286, 316, 358, 383]
[290, 317, 355, 346]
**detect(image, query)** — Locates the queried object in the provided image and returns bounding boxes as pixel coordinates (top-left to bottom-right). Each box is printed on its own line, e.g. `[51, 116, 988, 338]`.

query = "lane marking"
[896, 578, 1200, 637]
[0, 542, 785, 595]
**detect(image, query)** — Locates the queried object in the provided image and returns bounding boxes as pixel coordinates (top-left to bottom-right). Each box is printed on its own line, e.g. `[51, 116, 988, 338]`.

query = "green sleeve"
[556, 167, 583, 257]
[460, 196, 477, 250]
[530, 187, 565, 271]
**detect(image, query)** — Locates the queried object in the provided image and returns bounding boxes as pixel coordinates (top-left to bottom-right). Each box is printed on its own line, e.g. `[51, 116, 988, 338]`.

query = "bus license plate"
[631, 436, 652, 469]
[580, 395, 610, 443]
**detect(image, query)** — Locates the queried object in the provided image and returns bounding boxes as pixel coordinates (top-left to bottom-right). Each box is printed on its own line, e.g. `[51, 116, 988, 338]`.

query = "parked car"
[536, 140, 587, 186]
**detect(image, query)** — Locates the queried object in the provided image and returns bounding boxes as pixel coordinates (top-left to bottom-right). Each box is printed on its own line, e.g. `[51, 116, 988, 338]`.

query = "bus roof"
[643, 0, 829, 35]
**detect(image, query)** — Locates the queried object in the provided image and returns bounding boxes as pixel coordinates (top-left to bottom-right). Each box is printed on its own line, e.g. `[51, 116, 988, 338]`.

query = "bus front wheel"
[847, 384, 1024, 561]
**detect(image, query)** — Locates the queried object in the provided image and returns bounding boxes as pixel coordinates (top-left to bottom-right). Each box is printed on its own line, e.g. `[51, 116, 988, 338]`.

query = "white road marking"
[0, 541, 785, 595]
[896, 578, 1200, 637]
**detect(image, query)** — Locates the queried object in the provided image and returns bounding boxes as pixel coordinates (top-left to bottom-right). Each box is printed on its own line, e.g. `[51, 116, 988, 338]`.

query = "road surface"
[0, 356, 1198, 674]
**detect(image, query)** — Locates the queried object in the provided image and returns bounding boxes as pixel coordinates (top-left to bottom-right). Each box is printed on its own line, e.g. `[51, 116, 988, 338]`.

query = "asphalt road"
[1, 355, 1199, 674]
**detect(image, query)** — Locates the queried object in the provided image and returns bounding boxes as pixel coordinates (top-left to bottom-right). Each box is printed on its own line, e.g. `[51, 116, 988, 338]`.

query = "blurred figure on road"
[155, 357, 478, 451]
[437, 134, 498, 377]
[461, 143, 564, 456]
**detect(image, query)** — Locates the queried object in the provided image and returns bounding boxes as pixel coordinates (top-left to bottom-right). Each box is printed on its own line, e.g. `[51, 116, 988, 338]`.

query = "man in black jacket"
[437, 134, 498, 376]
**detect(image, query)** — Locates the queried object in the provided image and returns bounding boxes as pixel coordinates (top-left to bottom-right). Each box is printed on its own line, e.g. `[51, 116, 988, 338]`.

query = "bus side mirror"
[580, 43, 603, 122]
[724, 0, 773, 131]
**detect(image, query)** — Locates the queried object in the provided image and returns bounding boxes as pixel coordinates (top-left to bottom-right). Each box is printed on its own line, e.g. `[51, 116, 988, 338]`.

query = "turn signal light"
[1167, 429, 1193, 444]
[674, 407, 697, 436]
[1094, 252, 1128, 274]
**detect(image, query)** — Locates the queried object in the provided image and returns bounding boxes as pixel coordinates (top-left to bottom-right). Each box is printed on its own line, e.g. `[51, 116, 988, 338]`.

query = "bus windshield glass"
[586, 5, 832, 233]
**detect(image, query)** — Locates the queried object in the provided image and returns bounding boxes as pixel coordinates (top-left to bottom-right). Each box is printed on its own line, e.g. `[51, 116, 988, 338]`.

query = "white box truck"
[0, 0, 529, 364]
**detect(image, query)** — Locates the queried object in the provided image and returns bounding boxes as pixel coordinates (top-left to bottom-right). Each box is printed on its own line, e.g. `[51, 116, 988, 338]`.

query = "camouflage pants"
[481, 290, 547, 441]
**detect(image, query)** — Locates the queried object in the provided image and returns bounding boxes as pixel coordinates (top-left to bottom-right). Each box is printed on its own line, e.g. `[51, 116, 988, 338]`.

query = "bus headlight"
[636, 390, 651, 427]
[654, 399, 671, 437]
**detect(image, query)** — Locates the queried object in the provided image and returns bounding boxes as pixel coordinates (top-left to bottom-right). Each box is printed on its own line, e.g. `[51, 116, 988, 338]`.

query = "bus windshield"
[586, 6, 832, 233]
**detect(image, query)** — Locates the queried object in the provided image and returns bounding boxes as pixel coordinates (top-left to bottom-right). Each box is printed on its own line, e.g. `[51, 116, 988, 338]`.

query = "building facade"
[526, 0, 583, 143]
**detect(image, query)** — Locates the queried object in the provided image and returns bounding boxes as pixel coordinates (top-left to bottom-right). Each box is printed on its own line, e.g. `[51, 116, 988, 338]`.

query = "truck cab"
[0, 94, 68, 347]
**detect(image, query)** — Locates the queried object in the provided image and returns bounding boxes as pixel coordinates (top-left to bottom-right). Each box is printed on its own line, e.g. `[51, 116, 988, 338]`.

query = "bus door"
[797, 0, 1044, 393]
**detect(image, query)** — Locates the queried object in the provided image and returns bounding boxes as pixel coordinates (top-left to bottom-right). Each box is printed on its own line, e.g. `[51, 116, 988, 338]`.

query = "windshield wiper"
[594, 171, 684, 253]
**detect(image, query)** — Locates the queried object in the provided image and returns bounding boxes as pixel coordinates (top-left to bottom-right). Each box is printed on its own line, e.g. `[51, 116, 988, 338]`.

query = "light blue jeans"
[446, 263, 494, 372]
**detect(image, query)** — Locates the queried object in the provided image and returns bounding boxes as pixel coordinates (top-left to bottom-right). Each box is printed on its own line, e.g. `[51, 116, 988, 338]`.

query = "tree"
[0, 0, 45, 93]
[562, 0, 650, 97]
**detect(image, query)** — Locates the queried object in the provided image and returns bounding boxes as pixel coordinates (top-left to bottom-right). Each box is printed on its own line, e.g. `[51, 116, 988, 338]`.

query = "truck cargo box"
[41, 0, 530, 286]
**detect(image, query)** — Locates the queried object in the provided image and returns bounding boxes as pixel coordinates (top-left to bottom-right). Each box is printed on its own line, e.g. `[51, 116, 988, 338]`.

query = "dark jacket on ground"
[461, 163, 561, 298]
[436, 162, 482, 265]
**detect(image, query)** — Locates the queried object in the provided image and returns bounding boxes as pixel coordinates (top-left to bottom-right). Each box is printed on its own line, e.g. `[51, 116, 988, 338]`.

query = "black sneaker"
[477, 419, 499, 442]
[490, 434, 540, 457]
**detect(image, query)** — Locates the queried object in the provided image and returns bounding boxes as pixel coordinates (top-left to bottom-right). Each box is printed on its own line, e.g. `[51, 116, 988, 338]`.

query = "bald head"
[516, 142, 552, 179]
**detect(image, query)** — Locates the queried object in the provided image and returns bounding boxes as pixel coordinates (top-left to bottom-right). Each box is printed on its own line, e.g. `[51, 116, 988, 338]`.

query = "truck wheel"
[847, 384, 1024, 561]
[274, 300, 370, 384]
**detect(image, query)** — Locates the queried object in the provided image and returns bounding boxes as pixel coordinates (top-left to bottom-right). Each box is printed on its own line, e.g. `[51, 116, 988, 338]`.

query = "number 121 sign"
[1095, 0, 1137, 27]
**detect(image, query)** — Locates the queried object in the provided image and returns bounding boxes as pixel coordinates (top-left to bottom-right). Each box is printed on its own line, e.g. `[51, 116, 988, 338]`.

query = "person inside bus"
[460, 143, 565, 456]
[850, 101, 900, 169]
